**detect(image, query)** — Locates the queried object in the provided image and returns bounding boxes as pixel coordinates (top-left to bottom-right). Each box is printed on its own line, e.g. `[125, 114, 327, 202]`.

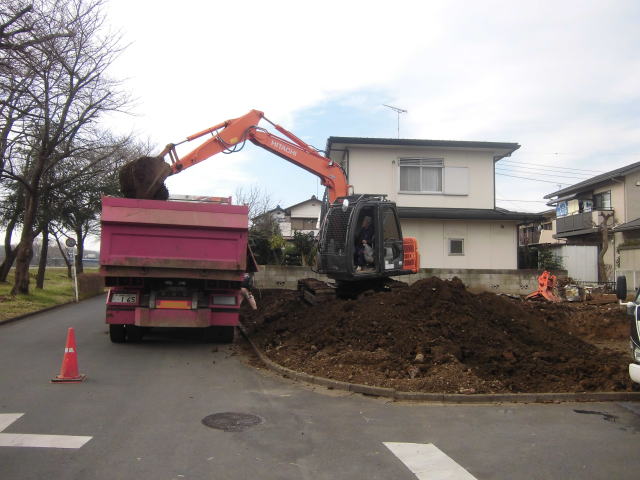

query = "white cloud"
[103, 0, 640, 211]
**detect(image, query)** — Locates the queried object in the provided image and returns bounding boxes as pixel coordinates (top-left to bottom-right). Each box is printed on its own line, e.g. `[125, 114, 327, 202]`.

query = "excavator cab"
[317, 195, 409, 282]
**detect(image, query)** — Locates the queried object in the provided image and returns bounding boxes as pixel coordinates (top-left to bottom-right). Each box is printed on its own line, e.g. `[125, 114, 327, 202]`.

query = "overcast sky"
[103, 0, 640, 213]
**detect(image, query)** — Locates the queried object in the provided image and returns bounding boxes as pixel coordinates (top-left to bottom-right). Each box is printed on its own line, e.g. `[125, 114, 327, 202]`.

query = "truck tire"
[126, 325, 144, 342]
[110, 324, 126, 343]
[217, 326, 235, 344]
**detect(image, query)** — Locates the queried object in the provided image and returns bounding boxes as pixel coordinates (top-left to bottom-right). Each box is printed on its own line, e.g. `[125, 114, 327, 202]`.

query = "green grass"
[0, 267, 97, 322]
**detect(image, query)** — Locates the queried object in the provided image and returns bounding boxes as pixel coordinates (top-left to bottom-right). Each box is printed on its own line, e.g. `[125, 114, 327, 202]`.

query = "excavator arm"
[158, 109, 350, 203]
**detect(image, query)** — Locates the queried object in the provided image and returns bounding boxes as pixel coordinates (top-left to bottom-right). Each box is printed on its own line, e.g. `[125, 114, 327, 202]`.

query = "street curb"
[0, 292, 106, 326]
[239, 326, 640, 404]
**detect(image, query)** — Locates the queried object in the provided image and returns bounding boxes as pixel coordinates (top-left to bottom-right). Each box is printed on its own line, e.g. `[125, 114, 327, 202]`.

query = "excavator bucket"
[119, 156, 172, 200]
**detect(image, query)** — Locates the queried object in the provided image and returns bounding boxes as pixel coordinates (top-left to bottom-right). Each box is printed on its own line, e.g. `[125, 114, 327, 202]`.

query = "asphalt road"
[1, 296, 640, 479]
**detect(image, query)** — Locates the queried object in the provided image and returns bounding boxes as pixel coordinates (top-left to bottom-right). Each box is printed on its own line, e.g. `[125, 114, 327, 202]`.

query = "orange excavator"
[120, 109, 419, 295]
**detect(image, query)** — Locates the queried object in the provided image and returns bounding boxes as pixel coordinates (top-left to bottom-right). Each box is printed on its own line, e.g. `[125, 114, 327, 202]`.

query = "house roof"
[397, 207, 543, 222]
[544, 160, 640, 199]
[251, 205, 285, 221]
[284, 195, 319, 213]
[613, 217, 640, 232]
[326, 137, 520, 161]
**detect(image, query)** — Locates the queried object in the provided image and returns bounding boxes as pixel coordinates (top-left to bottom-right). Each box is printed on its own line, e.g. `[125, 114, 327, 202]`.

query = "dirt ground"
[241, 277, 638, 394]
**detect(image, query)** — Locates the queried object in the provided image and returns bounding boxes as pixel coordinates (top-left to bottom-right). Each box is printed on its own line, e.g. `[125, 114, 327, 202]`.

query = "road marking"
[0, 413, 92, 449]
[384, 442, 477, 480]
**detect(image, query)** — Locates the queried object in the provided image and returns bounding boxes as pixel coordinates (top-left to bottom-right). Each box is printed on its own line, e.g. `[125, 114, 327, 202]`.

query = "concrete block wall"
[254, 265, 566, 296]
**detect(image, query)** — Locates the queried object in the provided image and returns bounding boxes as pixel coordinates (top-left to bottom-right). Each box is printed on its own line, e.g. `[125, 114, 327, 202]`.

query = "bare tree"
[0, 2, 74, 176]
[0, 3, 73, 62]
[234, 184, 277, 223]
[0, 180, 25, 281]
[1, 0, 130, 295]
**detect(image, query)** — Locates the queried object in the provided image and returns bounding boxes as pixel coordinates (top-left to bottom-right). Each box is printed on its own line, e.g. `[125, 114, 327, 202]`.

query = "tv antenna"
[383, 104, 407, 138]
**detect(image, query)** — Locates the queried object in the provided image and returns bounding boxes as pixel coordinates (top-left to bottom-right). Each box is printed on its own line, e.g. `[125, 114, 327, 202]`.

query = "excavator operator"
[354, 213, 375, 272]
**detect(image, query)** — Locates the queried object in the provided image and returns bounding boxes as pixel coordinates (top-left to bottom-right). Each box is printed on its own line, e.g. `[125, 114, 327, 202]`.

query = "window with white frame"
[399, 158, 443, 193]
[448, 238, 464, 255]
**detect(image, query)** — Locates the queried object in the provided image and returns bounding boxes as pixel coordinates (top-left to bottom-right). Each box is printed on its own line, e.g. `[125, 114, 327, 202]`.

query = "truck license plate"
[111, 293, 137, 304]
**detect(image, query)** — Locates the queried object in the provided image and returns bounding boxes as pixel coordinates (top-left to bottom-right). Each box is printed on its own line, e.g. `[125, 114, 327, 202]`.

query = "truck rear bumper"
[106, 307, 238, 327]
[629, 363, 640, 384]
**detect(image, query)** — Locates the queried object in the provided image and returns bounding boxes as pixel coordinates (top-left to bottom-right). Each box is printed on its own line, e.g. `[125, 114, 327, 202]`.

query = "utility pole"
[383, 104, 407, 139]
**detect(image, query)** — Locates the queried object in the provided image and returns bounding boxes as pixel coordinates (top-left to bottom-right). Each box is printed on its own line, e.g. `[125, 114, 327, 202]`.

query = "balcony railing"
[556, 210, 612, 236]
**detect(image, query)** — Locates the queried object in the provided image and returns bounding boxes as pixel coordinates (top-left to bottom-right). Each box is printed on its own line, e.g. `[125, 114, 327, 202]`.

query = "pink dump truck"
[100, 196, 254, 343]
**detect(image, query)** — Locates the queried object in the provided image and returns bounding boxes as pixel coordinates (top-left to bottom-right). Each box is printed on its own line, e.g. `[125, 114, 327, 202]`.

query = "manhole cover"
[202, 412, 263, 432]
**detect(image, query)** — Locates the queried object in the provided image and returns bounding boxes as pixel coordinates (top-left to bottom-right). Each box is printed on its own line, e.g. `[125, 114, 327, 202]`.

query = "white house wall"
[289, 200, 321, 218]
[624, 169, 640, 222]
[400, 219, 518, 269]
[345, 146, 496, 209]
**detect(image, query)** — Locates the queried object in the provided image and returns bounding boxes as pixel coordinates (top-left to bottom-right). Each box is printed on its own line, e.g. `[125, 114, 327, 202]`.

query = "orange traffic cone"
[51, 328, 86, 383]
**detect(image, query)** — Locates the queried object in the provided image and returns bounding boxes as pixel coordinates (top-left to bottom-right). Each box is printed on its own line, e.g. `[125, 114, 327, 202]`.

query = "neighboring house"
[253, 205, 287, 227]
[518, 209, 562, 247]
[252, 197, 321, 239]
[285, 196, 322, 238]
[518, 210, 601, 282]
[326, 137, 541, 269]
[544, 160, 640, 283]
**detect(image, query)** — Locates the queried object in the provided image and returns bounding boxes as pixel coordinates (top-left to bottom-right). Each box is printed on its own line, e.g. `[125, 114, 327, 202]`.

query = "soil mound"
[242, 277, 636, 394]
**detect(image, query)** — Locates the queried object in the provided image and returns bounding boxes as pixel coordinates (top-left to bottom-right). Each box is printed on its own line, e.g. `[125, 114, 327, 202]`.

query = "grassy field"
[0, 268, 96, 322]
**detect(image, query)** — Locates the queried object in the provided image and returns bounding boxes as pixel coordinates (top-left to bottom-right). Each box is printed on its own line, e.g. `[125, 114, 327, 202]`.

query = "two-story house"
[285, 196, 321, 237]
[326, 137, 541, 269]
[252, 197, 321, 239]
[544, 160, 640, 284]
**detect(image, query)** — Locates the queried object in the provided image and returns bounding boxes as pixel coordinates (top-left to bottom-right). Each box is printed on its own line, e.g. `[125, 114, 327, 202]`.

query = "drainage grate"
[201, 412, 263, 432]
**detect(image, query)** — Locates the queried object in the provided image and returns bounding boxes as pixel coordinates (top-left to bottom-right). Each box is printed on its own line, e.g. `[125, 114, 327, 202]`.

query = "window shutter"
[444, 167, 469, 195]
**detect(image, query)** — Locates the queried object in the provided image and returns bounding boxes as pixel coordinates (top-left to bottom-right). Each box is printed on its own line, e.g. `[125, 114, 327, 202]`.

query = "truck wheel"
[109, 324, 126, 343]
[217, 326, 235, 344]
[126, 325, 144, 342]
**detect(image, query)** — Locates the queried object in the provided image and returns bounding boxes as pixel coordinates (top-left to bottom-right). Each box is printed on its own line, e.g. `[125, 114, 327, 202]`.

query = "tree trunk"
[74, 227, 84, 274]
[11, 191, 39, 295]
[54, 233, 72, 278]
[0, 250, 17, 283]
[36, 225, 49, 289]
[0, 214, 18, 282]
[597, 212, 615, 283]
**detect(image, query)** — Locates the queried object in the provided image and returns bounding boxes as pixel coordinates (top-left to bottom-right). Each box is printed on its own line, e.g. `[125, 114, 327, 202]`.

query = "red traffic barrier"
[51, 327, 86, 383]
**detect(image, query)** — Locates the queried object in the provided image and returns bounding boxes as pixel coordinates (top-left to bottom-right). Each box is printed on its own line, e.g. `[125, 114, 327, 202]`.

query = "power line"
[496, 172, 571, 185]
[496, 168, 586, 180]
[500, 159, 605, 174]
[496, 198, 549, 203]
[499, 160, 599, 175]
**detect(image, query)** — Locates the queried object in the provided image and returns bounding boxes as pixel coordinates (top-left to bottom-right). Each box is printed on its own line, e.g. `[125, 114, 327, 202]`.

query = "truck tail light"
[156, 299, 192, 310]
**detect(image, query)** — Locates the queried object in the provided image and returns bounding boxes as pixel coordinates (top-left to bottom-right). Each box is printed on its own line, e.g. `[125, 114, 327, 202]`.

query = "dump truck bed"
[100, 197, 249, 281]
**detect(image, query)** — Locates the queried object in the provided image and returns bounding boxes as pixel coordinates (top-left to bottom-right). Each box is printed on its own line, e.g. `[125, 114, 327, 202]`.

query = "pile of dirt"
[119, 156, 171, 200]
[242, 277, 636, 394]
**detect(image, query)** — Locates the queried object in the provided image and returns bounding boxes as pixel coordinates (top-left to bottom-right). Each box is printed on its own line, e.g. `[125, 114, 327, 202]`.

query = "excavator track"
[298, 278, 337, 305]
[298, 277, 408, 305]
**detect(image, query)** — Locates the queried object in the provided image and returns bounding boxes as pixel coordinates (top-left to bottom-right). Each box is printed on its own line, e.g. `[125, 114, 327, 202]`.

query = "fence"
[254, 265, 567, 296]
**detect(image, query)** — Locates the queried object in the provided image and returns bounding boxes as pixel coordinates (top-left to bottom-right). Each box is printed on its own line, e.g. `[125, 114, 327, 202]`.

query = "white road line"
[384, 442, 478, 480]
[0, 413, 92, 449]
[0, 413, 24, 431]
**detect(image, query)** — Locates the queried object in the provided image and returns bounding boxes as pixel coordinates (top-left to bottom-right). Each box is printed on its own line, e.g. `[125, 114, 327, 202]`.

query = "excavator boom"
[158, 109, 350, 203]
